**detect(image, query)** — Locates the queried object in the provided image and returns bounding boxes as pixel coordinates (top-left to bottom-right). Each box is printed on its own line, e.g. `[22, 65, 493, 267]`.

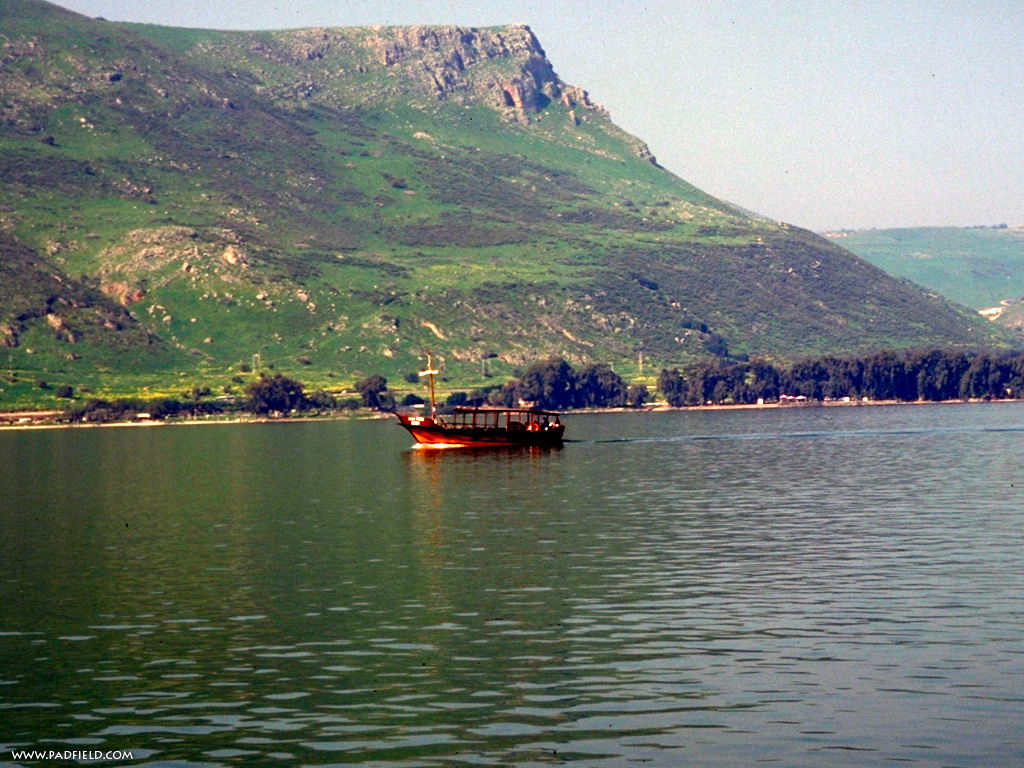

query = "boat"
[396, 406, 565, 447]
[395, 354, 565, 447]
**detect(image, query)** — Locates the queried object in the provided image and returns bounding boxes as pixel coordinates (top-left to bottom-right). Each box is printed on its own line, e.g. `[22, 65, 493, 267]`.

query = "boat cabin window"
[448, 409, 559, 431]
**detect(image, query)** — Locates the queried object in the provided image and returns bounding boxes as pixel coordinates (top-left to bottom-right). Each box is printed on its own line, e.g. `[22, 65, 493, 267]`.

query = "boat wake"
[568, 424, 1024, 445]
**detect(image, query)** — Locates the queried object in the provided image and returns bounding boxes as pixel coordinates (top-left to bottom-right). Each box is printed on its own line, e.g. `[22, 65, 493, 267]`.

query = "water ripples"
[1, 405, 1023, 765]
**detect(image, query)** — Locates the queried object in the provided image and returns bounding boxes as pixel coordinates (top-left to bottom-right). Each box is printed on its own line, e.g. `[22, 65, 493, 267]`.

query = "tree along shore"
[657, 348, 1024, 406]
[3, 348, 1024, 428]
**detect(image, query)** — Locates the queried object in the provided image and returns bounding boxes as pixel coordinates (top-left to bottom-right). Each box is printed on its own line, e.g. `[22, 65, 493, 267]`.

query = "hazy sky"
[53, 0, 1024, 231]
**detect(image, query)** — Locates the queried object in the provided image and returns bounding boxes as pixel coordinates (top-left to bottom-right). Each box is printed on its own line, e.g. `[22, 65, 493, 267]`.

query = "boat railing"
[401, 407, 562, 432]
[446, 408, 561, 431]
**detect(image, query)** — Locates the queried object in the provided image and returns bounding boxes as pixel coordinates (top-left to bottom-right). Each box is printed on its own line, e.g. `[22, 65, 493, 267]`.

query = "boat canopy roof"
[452, 406, 561, 417]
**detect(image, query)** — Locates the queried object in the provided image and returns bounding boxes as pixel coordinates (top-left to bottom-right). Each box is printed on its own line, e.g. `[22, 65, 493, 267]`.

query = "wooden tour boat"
[395, 354, 565, 447]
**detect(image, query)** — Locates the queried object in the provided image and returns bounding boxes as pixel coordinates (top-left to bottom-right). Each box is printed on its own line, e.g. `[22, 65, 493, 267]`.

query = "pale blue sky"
[53, 0, 1024, 231]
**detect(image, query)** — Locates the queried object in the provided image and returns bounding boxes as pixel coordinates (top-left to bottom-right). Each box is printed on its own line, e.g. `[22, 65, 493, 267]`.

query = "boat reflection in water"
[394, 353, 565, 448]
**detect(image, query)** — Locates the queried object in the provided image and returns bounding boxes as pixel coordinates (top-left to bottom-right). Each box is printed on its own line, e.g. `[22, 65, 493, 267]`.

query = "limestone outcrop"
[360, 24, 571, 118]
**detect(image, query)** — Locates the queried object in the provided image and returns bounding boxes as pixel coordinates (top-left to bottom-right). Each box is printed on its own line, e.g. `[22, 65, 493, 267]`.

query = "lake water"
[1, 403, 1023, 767]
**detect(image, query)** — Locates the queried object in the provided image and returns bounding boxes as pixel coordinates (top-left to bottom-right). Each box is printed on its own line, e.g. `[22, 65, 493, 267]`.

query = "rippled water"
[1, 403, 1023, 766]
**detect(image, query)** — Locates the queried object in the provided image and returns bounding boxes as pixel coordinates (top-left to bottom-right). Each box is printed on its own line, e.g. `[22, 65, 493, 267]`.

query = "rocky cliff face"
[206, 23, 605, 124]
[345, 25, 563, 117]
[365, 24, 562, 116]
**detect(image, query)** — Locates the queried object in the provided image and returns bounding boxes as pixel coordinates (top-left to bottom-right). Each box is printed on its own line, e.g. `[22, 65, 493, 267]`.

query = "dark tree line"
[66, 397, 206, 423]
[66, 347, 1022, 425]
[411, 357, 648, 412]
[245, 373, 357, 413]
[65, 373, 347, 423]
[658, 349, 1024, 406]
[244, 373, 307, 414]
[482, 357, 649, 411]
[353, 374, 395, 410]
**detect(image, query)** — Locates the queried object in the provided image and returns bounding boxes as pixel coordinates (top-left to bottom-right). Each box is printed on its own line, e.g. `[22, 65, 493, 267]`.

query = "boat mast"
[419, 352, 439, 419]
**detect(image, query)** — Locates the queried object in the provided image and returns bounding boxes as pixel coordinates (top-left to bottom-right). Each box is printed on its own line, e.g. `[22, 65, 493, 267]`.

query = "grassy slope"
[829, 227, 1024, 311]
[0, 1, 1012, 409]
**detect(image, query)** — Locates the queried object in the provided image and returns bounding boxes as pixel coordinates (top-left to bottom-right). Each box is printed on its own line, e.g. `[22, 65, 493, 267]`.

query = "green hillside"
[828, 227, 1024, 311]
[0, 0, 1010, 408]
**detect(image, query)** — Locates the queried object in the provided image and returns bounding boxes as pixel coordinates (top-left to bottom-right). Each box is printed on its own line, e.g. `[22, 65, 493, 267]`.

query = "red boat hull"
[396, 413, 564, 447]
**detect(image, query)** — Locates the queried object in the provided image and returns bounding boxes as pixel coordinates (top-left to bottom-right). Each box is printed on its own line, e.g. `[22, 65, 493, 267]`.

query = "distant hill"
[829, 226, 1024, 336]
[0, 0, 1010, 405]
[827, 227, 1024, 311]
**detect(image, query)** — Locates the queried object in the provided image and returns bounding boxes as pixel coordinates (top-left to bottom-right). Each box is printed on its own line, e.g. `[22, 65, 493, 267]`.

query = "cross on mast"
[419, 351, 439, 419]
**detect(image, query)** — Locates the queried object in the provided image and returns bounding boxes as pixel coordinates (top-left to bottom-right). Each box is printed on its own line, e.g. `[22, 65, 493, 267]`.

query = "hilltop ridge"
[123, 18, 668, 170]
[0, 0, 1009, 405]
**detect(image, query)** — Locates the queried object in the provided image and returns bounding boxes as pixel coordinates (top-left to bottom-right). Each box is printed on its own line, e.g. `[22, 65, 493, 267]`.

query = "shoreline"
[0, 396, 1019, 432]
[0, 410, 393, 432]
[564, 396, 1019, 417]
